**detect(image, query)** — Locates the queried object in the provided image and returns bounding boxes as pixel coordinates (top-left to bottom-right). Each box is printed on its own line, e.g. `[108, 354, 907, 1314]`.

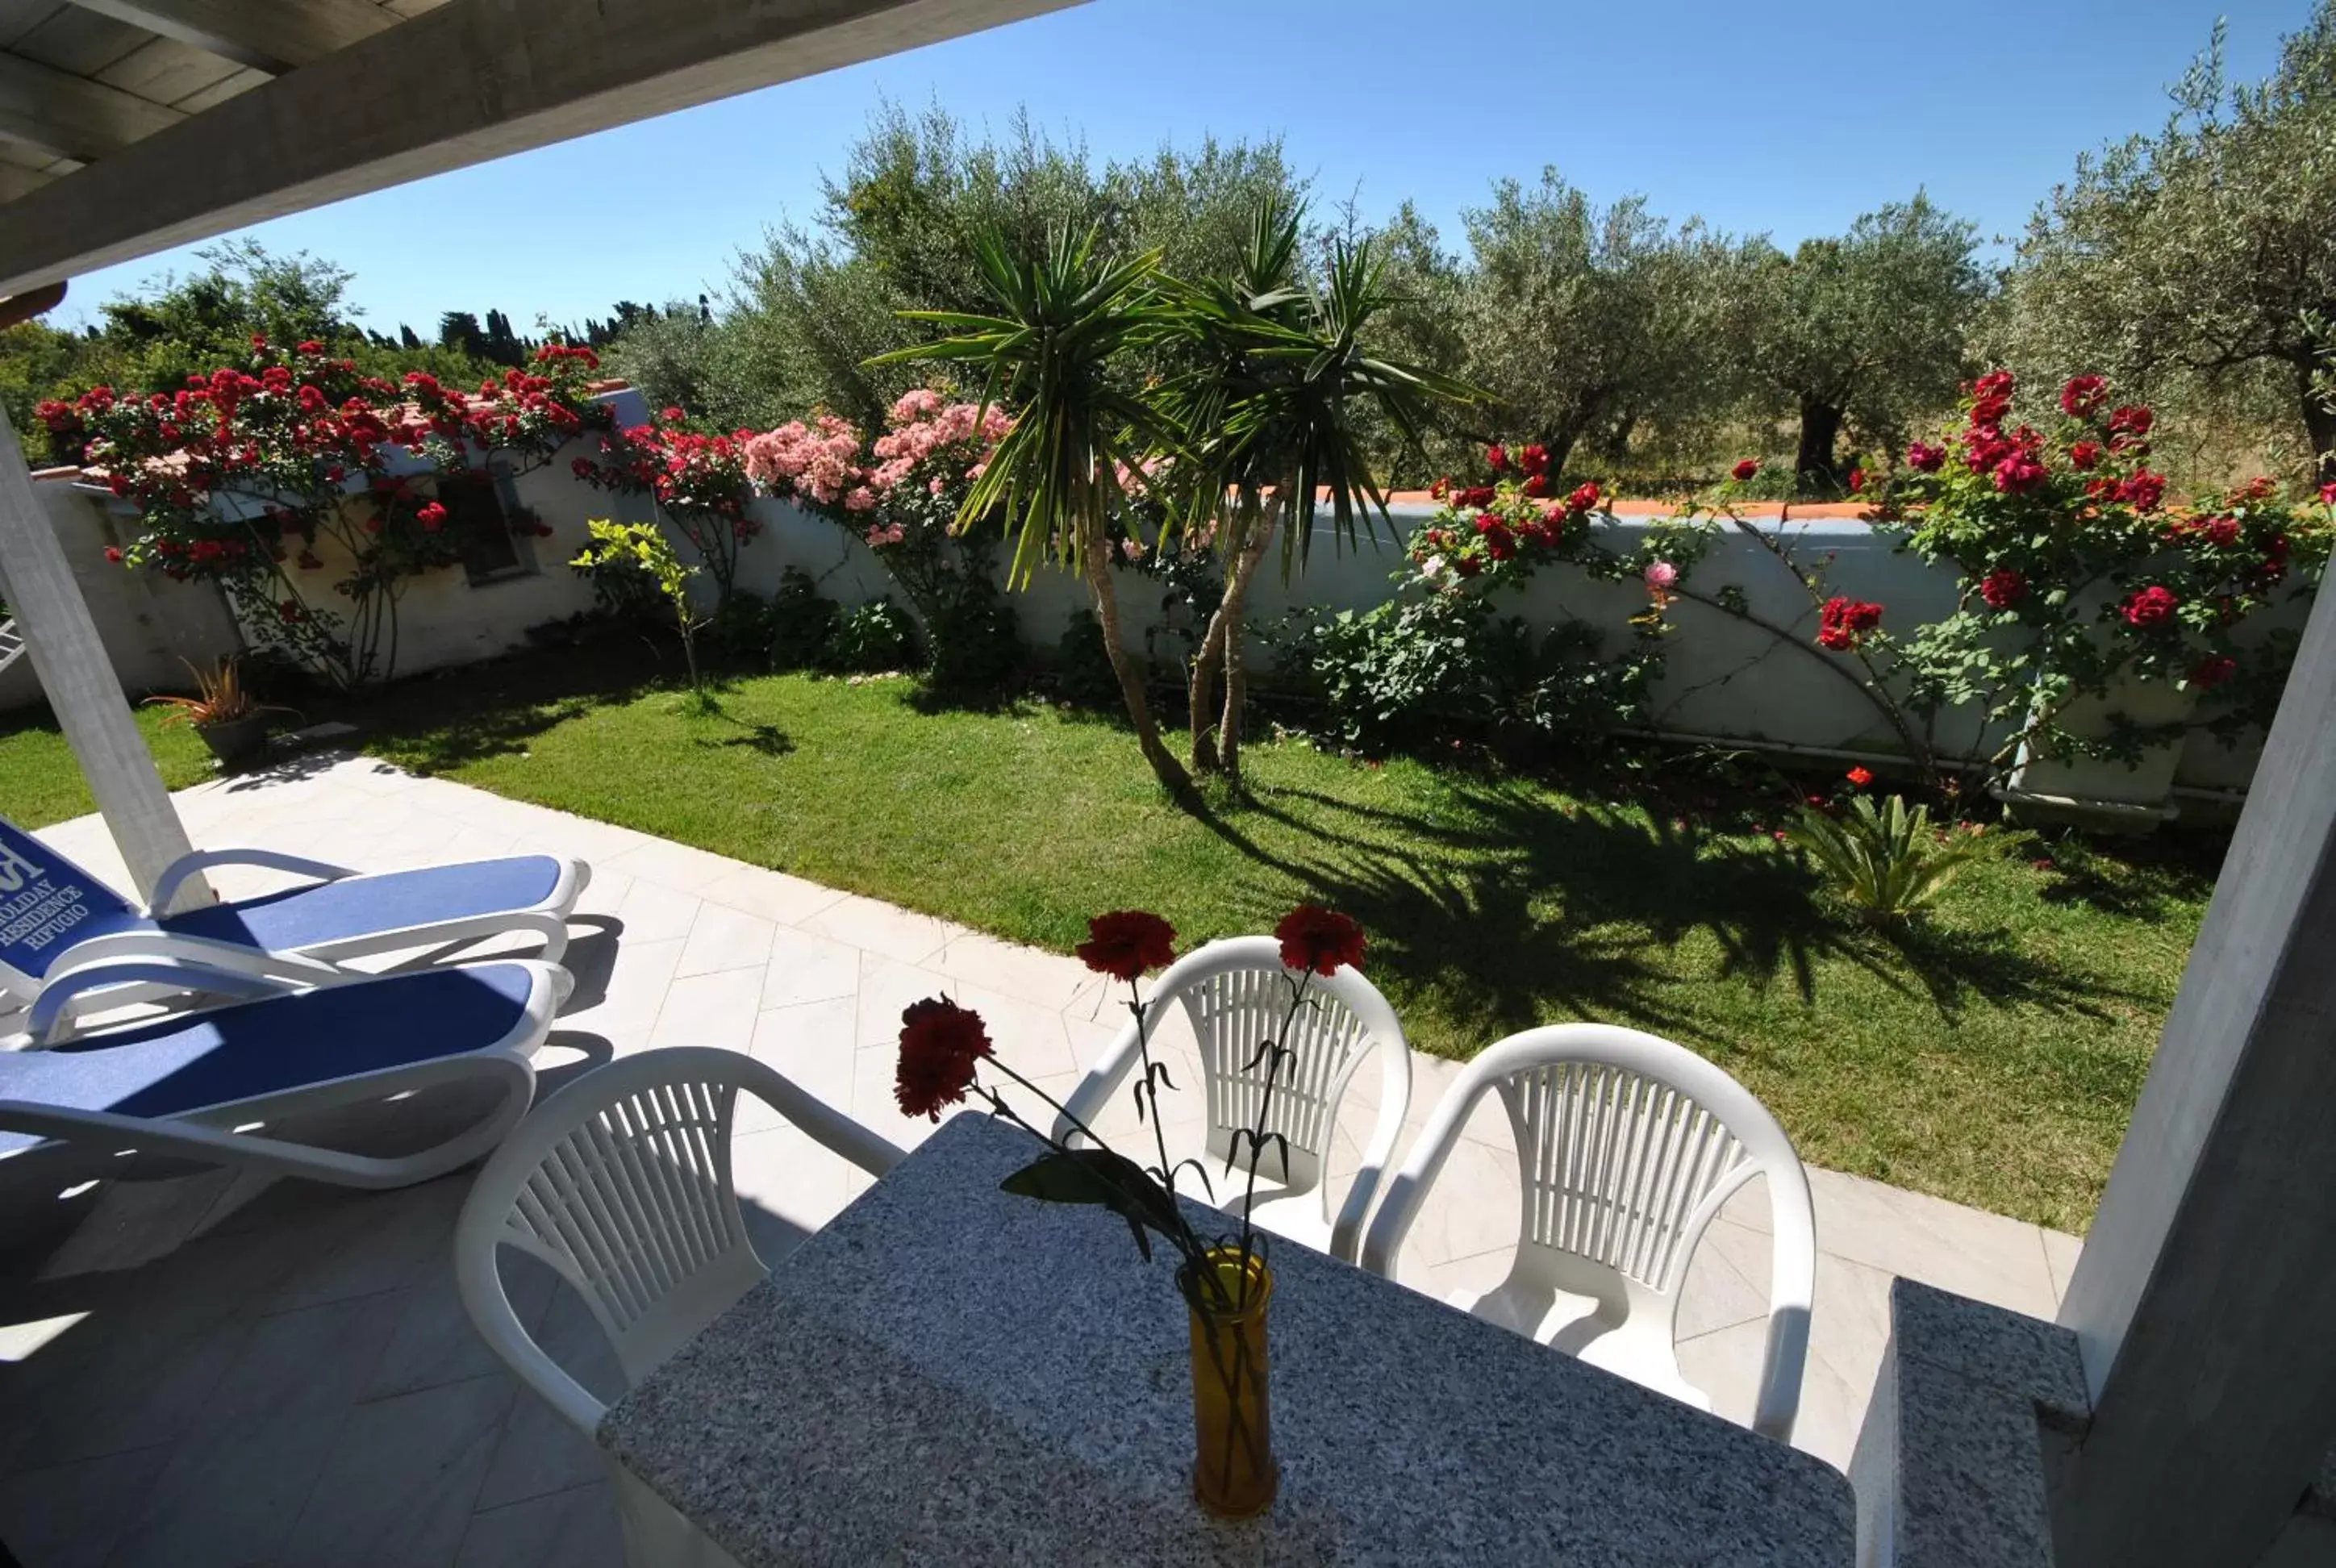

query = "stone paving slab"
[0, 754, 2085, 1564]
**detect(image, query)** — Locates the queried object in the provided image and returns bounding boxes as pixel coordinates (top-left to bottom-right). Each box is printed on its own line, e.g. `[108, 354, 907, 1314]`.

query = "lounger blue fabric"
[0, 815, 147, 982]
[161, 856, 567, 952]
[0, 807, 569, 986]
[0, 961, 539, 1157]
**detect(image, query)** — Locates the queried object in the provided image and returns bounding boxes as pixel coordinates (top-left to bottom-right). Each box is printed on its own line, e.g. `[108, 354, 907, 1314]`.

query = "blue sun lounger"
[0, 811, 589, 1009]
[0, 958, 570, 1188]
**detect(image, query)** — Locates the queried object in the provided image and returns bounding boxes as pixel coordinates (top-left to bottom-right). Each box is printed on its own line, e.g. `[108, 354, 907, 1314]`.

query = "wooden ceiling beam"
[67, 0, 398, 75]
[0, 0, 1083, 298]
[0, 48, 183, 161]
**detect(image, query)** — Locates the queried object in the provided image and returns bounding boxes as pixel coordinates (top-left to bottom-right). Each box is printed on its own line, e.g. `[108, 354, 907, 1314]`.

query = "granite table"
[599, 1114, 1854, 1566]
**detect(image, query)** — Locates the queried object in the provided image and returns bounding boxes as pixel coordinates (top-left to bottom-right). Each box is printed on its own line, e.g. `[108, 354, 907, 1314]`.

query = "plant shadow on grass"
[2035, 831, 2221, 923]
[1865, 920, 2139, 1023]
[695, 718, 795, 758]
[1188, 778, 2133, 1053]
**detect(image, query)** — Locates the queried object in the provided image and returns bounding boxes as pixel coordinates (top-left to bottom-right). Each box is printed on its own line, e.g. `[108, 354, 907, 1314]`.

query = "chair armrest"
[1052, 1010, 1149, 1146]
[1358, 1074, 1490, 1278]
[1330, 1035, 1415, 1265]
[26, 958, 286, 1044]
[148, 848, 357, 915]
[48, 931, 348, 990]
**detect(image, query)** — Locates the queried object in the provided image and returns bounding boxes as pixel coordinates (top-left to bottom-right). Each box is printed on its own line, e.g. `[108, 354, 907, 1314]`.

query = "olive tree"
[1729, 194, 1986, 489]
[1451, 170, 1735, 479]
[2002, 7, 2336, 482]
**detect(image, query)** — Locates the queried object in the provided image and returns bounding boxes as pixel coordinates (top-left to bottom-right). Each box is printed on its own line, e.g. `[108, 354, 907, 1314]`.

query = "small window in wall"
[435, 471, 532, 586]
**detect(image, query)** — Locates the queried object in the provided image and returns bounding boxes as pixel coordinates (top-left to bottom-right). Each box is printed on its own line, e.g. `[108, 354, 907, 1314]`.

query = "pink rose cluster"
[743, 414, 865, 507]
[866, 390, 1012, 497]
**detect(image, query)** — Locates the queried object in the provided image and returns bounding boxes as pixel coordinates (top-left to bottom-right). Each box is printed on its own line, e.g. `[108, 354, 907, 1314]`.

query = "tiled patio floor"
[0, 753, 2084, 1565]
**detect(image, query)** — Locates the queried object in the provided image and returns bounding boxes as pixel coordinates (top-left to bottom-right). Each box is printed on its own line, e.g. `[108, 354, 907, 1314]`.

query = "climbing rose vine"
[45, 340, 611, 687]
[1875, 369, 2332, 773]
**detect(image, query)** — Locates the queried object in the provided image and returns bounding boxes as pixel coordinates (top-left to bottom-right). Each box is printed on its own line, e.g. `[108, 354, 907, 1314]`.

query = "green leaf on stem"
[1001, 1148, 1189, 1263]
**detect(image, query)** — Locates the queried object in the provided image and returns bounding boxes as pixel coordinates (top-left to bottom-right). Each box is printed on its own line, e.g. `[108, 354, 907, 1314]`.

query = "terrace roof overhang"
[0, 0, 1078, 298]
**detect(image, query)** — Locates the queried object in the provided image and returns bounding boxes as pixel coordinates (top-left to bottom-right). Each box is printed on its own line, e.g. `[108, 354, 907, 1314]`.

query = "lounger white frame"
[0, 843, 589, 1013]
[0, 957, 570, 1189]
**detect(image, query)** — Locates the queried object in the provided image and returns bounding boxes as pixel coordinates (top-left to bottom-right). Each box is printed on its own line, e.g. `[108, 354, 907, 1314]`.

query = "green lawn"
[0, 705, 215, 827]
[311, 643, 2209, 1232]
[0, 644, 2209, 1231]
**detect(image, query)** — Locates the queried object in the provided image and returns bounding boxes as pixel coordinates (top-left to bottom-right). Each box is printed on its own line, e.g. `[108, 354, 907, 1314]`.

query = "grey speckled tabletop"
[600, 1114, 1853, 1566]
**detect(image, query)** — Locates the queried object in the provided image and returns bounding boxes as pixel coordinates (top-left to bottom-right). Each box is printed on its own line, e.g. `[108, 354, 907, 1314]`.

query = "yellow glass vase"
[1183, 1245, 1278, 1520]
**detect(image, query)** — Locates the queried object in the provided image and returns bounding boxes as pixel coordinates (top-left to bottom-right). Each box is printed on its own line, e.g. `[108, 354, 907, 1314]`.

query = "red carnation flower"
[2108, 405, 2155, 438]
[1907, 441, 1945, 473]
[1846, 468, 1865, 494]
[2070, 441, 2102, 471]
[2319, 482, 2336, 506]
[1522, 473, 1548, 498]
[1731, 458, 1760, 482]
[1519, 444, 1550, 475]
[1566, 482, 1601, 514]
[2189, 655, 2238, 690]
[1486, 444, 1508, 473]
[103, 546, 123, 564]
[2059, 375, 2109, 419]
[1454, 485, 1495, 509]
[2121, 585, 2179, 628]
[1979, 568, 2026, 608]
[1275, 905, 1366, 977]
[1845, 765, 1874, 788]
[1970, 394, 2011, 426]
[661, 406, 686, 424]
[415, 501, 448, 532]
[895, 996, 993, 1121]
[1075, 911, 1177, 982]
[1973, 369, 2015, 401]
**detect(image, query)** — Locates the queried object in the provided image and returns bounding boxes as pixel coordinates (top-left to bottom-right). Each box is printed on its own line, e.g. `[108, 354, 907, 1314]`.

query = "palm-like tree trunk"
[1212, 491, 1281, 783]
[1082, 529, 1190, 794]
[1187, 610, 1229, 773]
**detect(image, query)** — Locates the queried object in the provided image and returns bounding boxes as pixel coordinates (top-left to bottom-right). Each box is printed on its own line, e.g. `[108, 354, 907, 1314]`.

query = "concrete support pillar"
[2053, 572, 2336, 1565]
[0, 401, 205, 907]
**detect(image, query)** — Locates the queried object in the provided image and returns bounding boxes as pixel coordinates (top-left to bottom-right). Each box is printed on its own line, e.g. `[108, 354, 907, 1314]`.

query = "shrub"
[768, 568, 840, 672]
[1878, 369, 2333, 778]
[569, 519, 706, 691]
[1053, 610, 1124, 710]
[1784, 793, 1989, 925]
[826, 598, 918, 673]
[702, 593, 778, 667]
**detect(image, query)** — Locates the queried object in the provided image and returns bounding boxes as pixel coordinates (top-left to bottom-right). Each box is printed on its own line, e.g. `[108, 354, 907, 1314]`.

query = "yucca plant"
[869, 224, 1194, 794]
[1156, 198, 1480, 779]
[1783, 793, 1988, 925]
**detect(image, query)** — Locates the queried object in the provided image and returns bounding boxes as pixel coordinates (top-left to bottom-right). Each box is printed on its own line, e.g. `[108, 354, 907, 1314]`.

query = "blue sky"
[55, 0, 2317, 338]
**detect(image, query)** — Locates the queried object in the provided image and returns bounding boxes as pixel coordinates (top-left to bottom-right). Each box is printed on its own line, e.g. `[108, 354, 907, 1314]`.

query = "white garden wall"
[2, 472, 243, 711]
[7, 402, 2278, 800]
[727, 495, 2286, 794]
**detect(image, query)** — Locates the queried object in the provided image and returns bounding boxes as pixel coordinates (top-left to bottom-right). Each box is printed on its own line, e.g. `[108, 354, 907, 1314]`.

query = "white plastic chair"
[454, 1046, 906, 1568]
[1052, 936, 1412, 1264]
[1358, 1024, 1815, 1442]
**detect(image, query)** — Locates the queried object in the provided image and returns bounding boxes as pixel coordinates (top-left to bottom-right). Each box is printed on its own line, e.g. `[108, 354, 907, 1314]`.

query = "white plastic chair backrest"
[454, 1046, 905, 1435]
[1361, 1024, 1815, 1441]
[1169, 937, 1408, 1199]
